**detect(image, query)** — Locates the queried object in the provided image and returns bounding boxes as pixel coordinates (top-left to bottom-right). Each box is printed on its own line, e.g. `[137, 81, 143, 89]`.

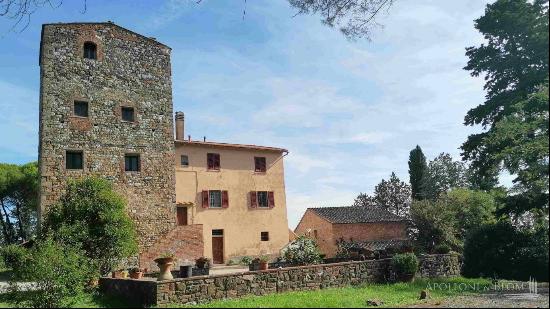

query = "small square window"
[121, 107, 135, 122]
[83, 42, 97, 60]
[255, 157, 266, 173]
[125, 154, 140, 172]
[261, 232, 269, 241]
[181, 155, 189, 167]
[209, 190, 222, 208]
[66, 151, 83, 170]
[207, 153, 220, 170]
[257, 191, 269, 208]
[212, 229, 224, 236]
[74, 101, 88, 117]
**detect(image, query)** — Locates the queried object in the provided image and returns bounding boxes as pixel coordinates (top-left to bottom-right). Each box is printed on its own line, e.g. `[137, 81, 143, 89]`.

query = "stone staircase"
[139, 224, 204, 272]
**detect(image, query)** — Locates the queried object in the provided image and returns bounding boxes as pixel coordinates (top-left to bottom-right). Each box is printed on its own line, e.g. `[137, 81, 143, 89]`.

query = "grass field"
[0, 277, 491, 308]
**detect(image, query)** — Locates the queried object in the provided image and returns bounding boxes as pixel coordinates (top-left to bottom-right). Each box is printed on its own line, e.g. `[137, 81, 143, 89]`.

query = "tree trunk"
[0, 199, 15, 244]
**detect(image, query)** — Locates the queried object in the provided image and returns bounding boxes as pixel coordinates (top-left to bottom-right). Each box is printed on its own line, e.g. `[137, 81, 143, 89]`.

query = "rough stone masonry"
[38, 22, 176, 250]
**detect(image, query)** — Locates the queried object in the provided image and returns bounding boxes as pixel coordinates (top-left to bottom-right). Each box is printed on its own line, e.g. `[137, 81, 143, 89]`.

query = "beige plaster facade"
[174, 140, 290, 263]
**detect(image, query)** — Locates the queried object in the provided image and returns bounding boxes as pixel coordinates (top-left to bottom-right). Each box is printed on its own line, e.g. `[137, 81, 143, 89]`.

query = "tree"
[408, 145, 428, 200]
[9, 237, 91, 308]
[423, 153, 469, 200]
[410, 188, 498, 253]
[282, 235, 323, 265]
[461, 0, 549, 215]
[0, 162, 38, 245]
[352, 192, 377, 207]
[373, 172, 411, 218]
[288, 0, 395, 40]
[410, 199, 459, 253]
[42, 177, 138, 275]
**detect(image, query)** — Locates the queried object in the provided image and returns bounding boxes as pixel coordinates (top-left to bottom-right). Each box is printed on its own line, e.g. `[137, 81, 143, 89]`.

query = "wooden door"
[212, 236, 224, 264]
[177, 207, 187, 226]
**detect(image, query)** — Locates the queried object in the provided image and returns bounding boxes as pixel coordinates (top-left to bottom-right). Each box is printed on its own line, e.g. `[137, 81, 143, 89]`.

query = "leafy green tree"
[42, 177, 138, 275]
[9, 237, 90, 308]
[410, 199, 459, 253]
[0, 162, 38, 245]
[446, 189, 497, 240]
[462, 0, 549, 215]
[352, 192, 377, 207]
[410, 189, 498, 253]
[423, 153, 469, 200]
[408, 145, 428, 201]
[463, 221, 549, 281]
[373, 172, 411, 218]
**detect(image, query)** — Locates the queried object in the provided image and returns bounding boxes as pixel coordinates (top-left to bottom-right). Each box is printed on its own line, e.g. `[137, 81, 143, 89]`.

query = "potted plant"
[259, 255, 270, 271]
[391, 253, 419, 282]
[195, 257, 210, 269]
[155, 252, 176, 281]
[129, 267, 143, 280]
[111, 269, 128, 279]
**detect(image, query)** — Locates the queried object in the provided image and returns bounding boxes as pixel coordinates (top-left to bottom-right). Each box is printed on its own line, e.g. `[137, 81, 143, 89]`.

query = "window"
[66, 151, 83, 170]
[313, 230, 318, 239]
[121, 107, 135, 122]
[74, 101, 88, 117]
[124, 154, 140, 172]
[254, 157, 266, 173]
[261, 232, 269, 242]
[207, 153, 220, 170]
[83, 42, 97, 60]
[257, 191, 269, 208]
[180, 155, 189, 167]
[209, 190, 222, 208]
[212, 229, 224, 236]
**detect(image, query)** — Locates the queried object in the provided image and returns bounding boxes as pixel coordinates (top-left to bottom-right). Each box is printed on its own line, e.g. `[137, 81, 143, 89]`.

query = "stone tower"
[38, 22, 176, 250]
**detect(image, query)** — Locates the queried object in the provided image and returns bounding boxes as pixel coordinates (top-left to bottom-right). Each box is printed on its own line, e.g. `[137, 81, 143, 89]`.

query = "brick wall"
[294, 210, 409, 257]
[294, 210, 335, 256]
[139, 224, 205, 272]
[100, 254, 461, 307]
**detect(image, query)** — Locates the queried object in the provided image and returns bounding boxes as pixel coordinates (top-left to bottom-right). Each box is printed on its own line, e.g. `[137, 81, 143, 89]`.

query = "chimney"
[175, 112, 184, 141]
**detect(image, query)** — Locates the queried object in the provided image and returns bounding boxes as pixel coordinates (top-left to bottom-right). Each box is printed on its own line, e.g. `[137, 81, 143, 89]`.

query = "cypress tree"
[408, 145, 428, 200]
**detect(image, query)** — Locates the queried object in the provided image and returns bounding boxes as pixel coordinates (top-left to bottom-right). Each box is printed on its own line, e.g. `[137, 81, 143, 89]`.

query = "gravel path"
[407, 287, 549, 308]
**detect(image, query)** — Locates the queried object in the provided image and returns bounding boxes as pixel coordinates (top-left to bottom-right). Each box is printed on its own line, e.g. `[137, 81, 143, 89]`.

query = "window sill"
[253, 171, 267, 175]
[121, 120, 136, 124]
[70, 115, 89, 119]
[206, 169, 220, 172]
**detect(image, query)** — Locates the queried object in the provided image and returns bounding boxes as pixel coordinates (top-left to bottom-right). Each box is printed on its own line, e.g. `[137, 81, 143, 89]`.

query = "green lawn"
[0, 277, 491, 308]
[175, 277, 492, 308]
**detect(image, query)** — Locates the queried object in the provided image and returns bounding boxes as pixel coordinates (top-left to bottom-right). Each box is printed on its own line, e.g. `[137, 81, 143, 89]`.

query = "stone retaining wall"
[100, 254, 460, 307]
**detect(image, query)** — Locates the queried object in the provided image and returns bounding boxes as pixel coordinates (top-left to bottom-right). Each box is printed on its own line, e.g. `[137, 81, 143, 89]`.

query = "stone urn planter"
[155, 257, 175, 281]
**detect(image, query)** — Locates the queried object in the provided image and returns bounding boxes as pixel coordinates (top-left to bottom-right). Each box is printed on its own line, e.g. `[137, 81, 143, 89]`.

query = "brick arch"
[76, 30, 104, 61]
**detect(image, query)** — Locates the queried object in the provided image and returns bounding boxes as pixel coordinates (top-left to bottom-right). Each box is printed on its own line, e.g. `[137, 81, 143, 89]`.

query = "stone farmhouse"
[294, 206, 408, 258]
[37, 22, 290, 270]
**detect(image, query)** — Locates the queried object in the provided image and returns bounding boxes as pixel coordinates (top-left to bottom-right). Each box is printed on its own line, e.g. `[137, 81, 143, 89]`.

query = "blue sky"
[0, 0, 496, 228]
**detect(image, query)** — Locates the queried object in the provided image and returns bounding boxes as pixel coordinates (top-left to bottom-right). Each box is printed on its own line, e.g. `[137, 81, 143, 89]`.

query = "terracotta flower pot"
[259, 261, 269, 271]
[112, 271, 126, 279]
[130, 271, 143, 280]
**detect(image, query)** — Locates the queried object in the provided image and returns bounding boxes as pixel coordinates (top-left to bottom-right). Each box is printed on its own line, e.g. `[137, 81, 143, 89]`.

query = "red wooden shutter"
[268, 191, 275, 208]
[215, 154, 220, 169]
[202, 190, 209, 208]
[207, 154, 213, 170]
[222, 191, 229, 208]
[250, 191, 257, 208]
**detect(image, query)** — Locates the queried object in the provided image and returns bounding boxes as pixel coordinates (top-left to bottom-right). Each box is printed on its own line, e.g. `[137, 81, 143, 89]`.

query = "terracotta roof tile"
[309, 206, 406, 224]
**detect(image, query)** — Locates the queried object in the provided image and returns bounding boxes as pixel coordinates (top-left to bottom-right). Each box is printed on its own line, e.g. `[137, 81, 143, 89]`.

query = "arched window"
[83, 42, 97, 60]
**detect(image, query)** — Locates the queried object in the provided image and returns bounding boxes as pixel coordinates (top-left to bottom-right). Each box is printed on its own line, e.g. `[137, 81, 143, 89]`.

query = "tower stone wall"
[38, 22, 176, 250]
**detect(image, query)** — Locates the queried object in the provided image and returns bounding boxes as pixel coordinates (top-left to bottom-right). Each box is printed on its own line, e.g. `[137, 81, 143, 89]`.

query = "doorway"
[177, 207, 188, 226]
[212, 229, 224, 264]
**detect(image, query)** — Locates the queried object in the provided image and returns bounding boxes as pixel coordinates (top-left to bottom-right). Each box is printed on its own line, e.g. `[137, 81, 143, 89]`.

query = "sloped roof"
[350, 239, 411, 251]
[309, 206, 406, 224]
[175, 140, 288, 153]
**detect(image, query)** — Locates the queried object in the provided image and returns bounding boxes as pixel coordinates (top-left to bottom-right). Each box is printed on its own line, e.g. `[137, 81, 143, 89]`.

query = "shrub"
[9, 237, 90, 308]
[240, 256, 252, 266]
[463, 221, 549, 281]
[1, 244, 29, 272]
[42, 177, 138, 275]
[282, 236, 322, 265]
[434, 244, 451, 254]
[391, 253, 419, 275]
